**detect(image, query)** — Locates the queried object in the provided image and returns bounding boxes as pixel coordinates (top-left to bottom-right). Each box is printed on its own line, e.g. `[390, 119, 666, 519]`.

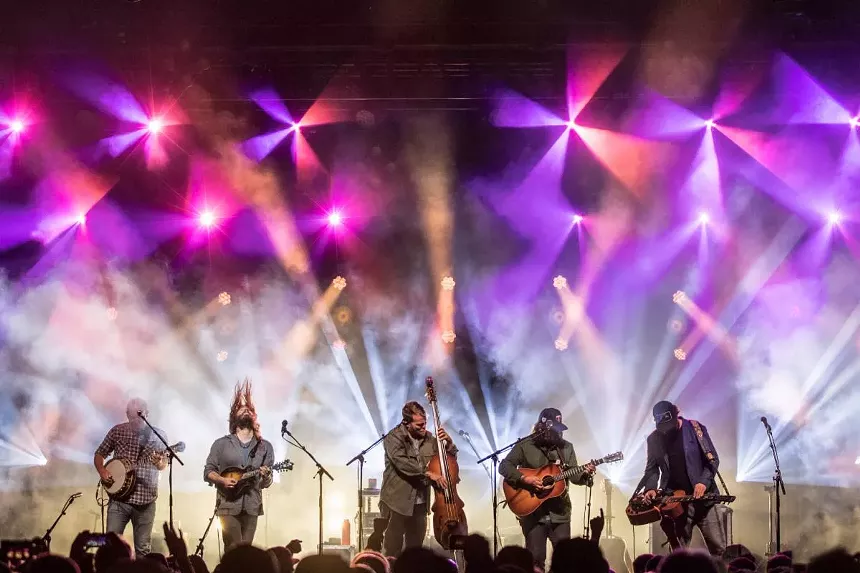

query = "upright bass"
[425, 376, 468, 549]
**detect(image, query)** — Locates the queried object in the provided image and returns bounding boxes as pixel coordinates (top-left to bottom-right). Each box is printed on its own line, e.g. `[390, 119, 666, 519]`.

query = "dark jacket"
[380, 424, 457, 517]
[641, 418, 719, 495]
[204, 434, 275, 516]
[499, 437, 588, 523]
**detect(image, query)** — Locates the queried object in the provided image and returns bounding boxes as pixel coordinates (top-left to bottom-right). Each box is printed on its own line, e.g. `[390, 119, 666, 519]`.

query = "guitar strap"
[689, 420, 730, 496]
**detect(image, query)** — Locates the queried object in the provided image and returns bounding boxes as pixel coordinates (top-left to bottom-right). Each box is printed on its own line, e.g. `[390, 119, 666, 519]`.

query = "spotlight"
[199, 211, 216, 228]
[441, 330, 456, 344]
[698, 212, 710, 225]
[674, 348, 687, 361]
[572, 214, 583, 224]
[827, 210, 841, 225]
[218, 292, 231, 306]
[76, 213, 87, 225]
[216, 350, 228, 362]
[704, 119, 715, 129]
[553, 275, 568, 290]
[851, 117, 860, 129]
[327, 210, 343, 227]
[9, 119, 25, 134]
[554, 338, 568, 351]
[566, 120, 577, 130]
[672, 290, 687, 304]
[332, 276, 347, 290]
[440, 276, 456, 291]
[146, 118, 164, 134]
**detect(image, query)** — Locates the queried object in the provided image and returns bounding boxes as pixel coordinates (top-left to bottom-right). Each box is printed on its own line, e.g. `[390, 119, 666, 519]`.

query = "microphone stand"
[346, 428, 395, 552]
[42, 492, 81, 551]
[283, 426, 334, 555]
[138, 412, 184, 529]
[763, 420, 786, 554]
[195, 498, 221, 558]
[477, 430, 544, 557]
[460, 432, 500, 550]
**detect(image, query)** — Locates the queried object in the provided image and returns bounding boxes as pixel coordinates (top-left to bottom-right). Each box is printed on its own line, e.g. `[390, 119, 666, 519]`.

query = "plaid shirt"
[96, 422, 167, 506]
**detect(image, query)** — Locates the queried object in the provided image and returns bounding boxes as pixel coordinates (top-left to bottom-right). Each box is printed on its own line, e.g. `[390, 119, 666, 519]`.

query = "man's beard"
[534, 427, 564, 448]
[235, 414, 255, 430]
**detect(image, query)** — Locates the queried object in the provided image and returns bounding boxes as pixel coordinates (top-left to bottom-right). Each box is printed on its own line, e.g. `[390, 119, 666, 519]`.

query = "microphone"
[458, 430, 470, 439]
[761, 416, 771, 430]
[137, 410, 144, 417]
[71, 492, 82, 499]
[281, 420, 288, 434]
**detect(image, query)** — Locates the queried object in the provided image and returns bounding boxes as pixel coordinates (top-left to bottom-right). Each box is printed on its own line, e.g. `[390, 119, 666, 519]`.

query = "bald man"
[94, 398, 169, 556]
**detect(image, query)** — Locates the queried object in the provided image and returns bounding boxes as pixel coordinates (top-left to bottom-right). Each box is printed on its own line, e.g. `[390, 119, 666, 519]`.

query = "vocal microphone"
[458, 430, 470, 439]
[281, 420, 288, 434]
[71, 492, 82, 499]
[760, 416, 771, 430]
[137, 410, 144, 417]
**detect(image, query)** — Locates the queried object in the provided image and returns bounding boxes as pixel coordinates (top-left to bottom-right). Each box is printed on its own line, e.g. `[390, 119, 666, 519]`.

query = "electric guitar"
[217, 460, 294, 501]
[626, 489, 736, 525]
[503, 451, 623, 517]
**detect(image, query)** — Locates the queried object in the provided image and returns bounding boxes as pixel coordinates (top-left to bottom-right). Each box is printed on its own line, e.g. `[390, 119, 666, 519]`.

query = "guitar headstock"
[272, 460, 294, 473]
[425, 377, 437, 402]
[599, 451, 624, 465]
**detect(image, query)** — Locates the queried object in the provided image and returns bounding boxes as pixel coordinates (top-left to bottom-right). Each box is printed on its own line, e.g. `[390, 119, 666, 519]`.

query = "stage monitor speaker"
[321, 543, 354, 563]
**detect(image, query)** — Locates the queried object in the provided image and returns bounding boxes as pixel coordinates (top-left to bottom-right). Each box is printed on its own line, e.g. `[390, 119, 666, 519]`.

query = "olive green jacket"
[499, 437, 587, 523]
[379, 424, 458, 517]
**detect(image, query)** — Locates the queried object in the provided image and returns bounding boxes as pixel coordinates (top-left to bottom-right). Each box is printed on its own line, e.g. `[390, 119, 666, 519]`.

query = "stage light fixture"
[9, 119, 25, 133]
[674, 348, 687, 361]
[698, 212, 710, 225]
[199, 211, 216, 228]
[146, 118, 165, 134]
[554, 338, 568, 351]
[553, 275, 568, 290]
[704, 119, 715, 129]
[672, 290, 687, 304]
[76, 213, 87, 225]
[216, 350, 228, 362]
[440, 276, 456, 291]
[332, 276, 347, 290]
[851, 117, 860, 129]
[572, 214, 583, 224]
[827, 210, 841, 225]
[327, 210, 343, 227]
[441, 330, 456, 344]
[218, 292, 231, 306]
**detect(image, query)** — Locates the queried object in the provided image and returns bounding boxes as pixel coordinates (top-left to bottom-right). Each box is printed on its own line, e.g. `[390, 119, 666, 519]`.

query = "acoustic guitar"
[625, 489, 736, 525]
[503, 451, 623, 517]
[217, 460, 294, 501]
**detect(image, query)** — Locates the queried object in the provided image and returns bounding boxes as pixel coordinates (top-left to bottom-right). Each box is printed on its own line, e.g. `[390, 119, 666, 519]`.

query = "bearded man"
[204, 379, 275, 550]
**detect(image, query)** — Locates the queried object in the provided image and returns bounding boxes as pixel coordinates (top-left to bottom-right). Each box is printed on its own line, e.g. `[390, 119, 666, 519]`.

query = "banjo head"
[104, 458, 134, 495]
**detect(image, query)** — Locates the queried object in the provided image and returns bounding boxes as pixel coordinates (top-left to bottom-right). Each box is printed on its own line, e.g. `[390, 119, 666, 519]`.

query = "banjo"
[101, 442, 185, 501]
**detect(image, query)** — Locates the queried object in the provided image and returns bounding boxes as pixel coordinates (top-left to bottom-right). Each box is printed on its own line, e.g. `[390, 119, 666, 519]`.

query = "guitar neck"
[557, 461, 597, 483]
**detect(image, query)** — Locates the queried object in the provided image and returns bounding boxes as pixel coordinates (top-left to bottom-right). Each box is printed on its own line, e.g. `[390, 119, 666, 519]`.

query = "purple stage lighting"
[198, 210, 216, 228]
[827, 210, 841, 225]
[327, 210, 344, 227]
[566, 120, 577, 130]
[76, 213, 86, 226]
[9, 119, 25, 134]
[704, 119, 715, 129]
[851, 117, 860, 129]
[572, 214, 583, 224]
[698, 212, 710, 225]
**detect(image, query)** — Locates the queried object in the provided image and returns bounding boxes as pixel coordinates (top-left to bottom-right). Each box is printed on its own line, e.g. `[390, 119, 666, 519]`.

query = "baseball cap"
[537, 408, 568, 431]
[652, 401, 677, 424]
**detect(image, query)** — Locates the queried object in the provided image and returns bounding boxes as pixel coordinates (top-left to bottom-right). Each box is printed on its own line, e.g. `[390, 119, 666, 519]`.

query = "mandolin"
[502, 451, 623, 517]
[626, 489, 736, 525]
[217, 460, 294, 501]
[425, 377, 468, 550]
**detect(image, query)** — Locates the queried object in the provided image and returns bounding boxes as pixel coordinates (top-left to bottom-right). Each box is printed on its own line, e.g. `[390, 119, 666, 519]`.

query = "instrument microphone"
[281, 420, 288, 434]
[760, 416, 771, 430]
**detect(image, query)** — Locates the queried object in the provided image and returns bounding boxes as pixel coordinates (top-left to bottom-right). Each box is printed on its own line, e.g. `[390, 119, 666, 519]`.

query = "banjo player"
[94, 397, 169, 557]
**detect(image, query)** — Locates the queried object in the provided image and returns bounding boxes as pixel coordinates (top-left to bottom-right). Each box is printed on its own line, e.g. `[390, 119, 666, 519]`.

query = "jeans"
[522, 519, 571, 572]
[382, 503, 427, 558]
[660, 502, 726, 557]
[219, 513, 259, 551]
[107, 500, 157, 556]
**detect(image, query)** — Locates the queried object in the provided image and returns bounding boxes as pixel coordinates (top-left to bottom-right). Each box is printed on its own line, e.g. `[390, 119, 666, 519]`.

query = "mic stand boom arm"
[477, 430, 545, 557]
[346, 427, 396, 552]
[283, 427, 333, 555]
[42, 493, 80, 550]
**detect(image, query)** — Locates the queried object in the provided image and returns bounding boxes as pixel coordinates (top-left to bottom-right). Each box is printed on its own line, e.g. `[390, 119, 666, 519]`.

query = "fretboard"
[554, 462, 591, 483]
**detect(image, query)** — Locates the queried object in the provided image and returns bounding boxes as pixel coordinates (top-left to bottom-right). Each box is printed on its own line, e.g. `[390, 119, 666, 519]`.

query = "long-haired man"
[204, 379, 275, 550]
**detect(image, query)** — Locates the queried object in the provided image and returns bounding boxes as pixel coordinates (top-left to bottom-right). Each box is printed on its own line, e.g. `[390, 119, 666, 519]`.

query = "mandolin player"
[637, 401, 725, 557]
[499, 408, 595, 572]
[94, 398, 169, 557]
[204, 380, 274, 550]
[380, 401, 456, 557]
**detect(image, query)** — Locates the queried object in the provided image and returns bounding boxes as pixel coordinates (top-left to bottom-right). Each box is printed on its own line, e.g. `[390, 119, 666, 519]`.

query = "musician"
[94, 398, 169, 556]
[499, 408, 595, 572]
[638, 401, 726, 556]
[204, 380, 274, 550]
[380, 400, 456, 557]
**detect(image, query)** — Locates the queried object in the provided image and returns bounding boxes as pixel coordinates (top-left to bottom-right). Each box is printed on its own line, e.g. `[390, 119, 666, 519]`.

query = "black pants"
[220, 513, 259, 551]
[660, 503, 726, 557]
[382, 503, 427, 557]
[521, 519, 571, 572]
